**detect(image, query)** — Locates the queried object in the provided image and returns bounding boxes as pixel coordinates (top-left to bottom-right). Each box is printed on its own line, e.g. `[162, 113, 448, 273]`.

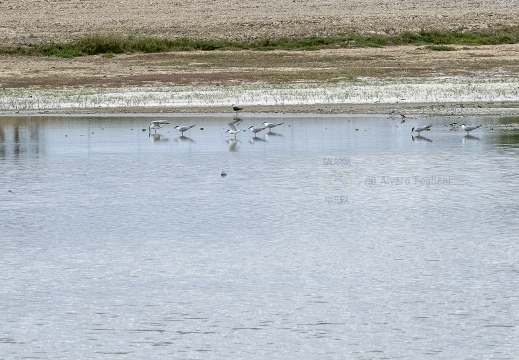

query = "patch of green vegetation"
[101, 51, 115, 59]
[410, 28, 519, 46]
[351, 35, 388, 48]
[253, 37, 344, 50]
[40, 45, 84, 58]
[425, 45, 457, 51]
[0, 45, 39, 56]
[1, 26, 519, 58]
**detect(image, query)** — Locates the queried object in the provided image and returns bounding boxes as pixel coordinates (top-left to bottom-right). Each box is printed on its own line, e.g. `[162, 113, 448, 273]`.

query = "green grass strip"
[1, 26, 519, 58]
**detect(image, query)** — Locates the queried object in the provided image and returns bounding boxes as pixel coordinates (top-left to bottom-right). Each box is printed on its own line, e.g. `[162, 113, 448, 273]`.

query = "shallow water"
[1, 114, 518, 359]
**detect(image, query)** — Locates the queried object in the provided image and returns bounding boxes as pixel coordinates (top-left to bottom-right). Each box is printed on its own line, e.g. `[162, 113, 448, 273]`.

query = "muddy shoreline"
[4, 101, 519, 118]
[1, 1, 519, 116]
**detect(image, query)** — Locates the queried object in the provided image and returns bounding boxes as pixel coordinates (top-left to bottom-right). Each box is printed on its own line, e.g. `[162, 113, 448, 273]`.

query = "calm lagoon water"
[1, 114, 518, 359]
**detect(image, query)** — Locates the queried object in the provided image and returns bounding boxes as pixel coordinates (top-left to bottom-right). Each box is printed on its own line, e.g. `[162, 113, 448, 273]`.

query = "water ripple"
[1, 115, 518, 359]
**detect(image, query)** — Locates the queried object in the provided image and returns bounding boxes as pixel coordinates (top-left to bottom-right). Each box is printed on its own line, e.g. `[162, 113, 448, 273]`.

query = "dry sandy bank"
[1, 1, 519, 116]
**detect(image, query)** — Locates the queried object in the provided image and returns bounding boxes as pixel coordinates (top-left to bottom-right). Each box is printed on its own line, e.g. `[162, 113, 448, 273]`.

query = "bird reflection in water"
[149, 133, 169, 142]
[266, 131, 284, 137]
[463, 134, 481, 142]
[412, 135, 433, 142]
[226, 138, 240, 152]
[250, 136, 267, 144]
[176, 135, 195, 143]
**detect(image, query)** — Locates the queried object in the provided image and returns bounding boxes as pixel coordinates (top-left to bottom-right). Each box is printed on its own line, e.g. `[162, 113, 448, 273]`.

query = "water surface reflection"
[1, 114, 518, 359]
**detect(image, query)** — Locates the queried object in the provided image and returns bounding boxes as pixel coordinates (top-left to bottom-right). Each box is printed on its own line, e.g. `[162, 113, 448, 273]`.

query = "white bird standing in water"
[249, 125, 267, 135]
[263, 121, 284, 131]
[461, 124, 482, 133]
[449, 122, 459, 130]
[148, 120, 170, 134]
[411, 124, 432, 134]
[226, 119, 244, 138]
[174, 124, 196, 136]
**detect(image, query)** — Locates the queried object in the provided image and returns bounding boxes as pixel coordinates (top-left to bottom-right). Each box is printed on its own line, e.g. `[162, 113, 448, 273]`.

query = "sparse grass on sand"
[2, 27, 519, 58]
[1, 29, 519, 115]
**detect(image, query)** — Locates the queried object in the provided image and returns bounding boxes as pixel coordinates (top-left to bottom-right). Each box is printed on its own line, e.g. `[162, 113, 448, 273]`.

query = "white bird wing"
[462, 124, 480, 131]
[413, 125, 431, 132]
[151, 120, 170, 125]
[228, 120, 240, 131]
[176, 124, 195, 131]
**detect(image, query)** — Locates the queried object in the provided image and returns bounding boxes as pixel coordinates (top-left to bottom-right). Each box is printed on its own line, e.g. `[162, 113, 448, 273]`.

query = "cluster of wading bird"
[147, 104, 284, 140]
[147, 105, 483, 142]
[410, 122, 483, 141]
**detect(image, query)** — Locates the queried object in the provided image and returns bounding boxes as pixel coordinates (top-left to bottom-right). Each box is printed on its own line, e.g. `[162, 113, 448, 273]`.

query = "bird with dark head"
[249, 125, 267, 135]
[461, 124, 482, 133]
[411, 124, 432, 134]
[263, 121, 284, 131]
[232, 104, 243, 113]
[174, 124, 196, 136]
[148, 120, 169, 134]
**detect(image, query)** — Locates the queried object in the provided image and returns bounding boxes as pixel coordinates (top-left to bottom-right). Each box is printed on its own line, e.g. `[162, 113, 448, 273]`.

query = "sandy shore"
[1, 0, 519, 116]
[8, 102, 517, 117]
[2, 78, 519, 116]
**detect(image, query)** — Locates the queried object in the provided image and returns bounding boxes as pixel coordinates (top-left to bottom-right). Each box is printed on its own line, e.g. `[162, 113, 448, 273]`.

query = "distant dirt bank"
[1, 0, 518, 115]
[1, 0, 517, 45]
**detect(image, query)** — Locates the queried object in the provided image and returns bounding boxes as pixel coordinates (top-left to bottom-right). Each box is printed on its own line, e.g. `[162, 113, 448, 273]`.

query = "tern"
[449, 122, 459, 130]
[461, 124, 482, 133]
[411, 124, 432, 134]
[226, 129, 242, 138]
[148, 120, 170, 134]
[174, 124, 196, 136]
[232, 104, 243, 113]
[226, 119, 244, 138]
[263, 121, 284, 130]
[249, 125, 267, 135]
